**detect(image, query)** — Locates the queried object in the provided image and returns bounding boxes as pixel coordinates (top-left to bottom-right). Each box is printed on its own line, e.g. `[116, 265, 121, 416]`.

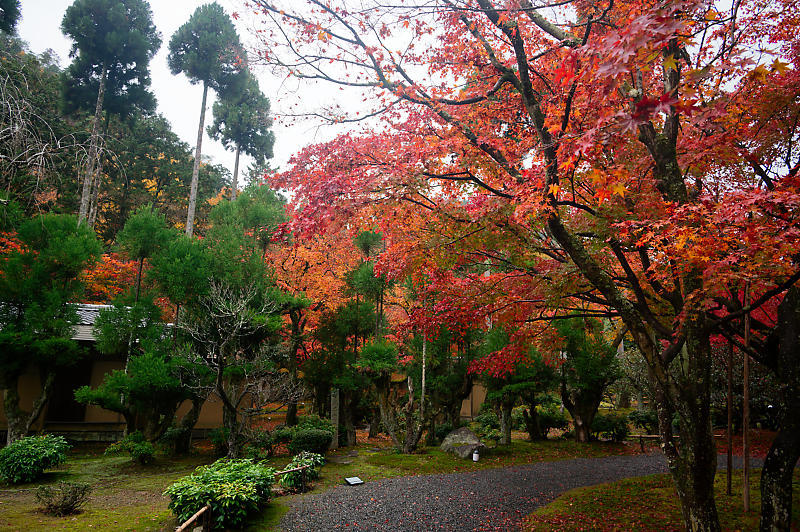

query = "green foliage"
[297, 415, 335, 434]
[105, 432, 155, 465]
[628, 410, 659, 434]
[60, 0, 161, 116]
[35, 481, 91, 516]
[209, 427, 229, 457]
[244, 429, 276, 461]
[434, 422, 456, 443]
[287, 429, 332, 455]
[279, 451, 325, 492]
[148, 234, 210, 306]
[0, 0, 20, 34]
[163, 458, 275, 529]
[590, 412, 630, 442]
[538, 405, 569, 434]
[357, 340, 399, 376]
[270, 426, 296, 444]
[116, 206, 175, 263]
[208, 70, 274, 166]
[475, 410, 501, 432]
[0, 435, 70, 483]
[167, 2, 242, 92]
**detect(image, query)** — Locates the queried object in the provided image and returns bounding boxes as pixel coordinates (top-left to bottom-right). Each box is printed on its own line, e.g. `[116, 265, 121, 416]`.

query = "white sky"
[17, 0, 351, 180]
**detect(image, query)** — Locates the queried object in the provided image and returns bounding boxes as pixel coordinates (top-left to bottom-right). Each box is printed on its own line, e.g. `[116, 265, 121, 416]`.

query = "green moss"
[524, 468, 800, 531]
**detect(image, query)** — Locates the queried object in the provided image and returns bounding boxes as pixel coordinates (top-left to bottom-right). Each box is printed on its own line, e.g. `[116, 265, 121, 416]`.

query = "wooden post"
[743, 283, 751, 512]
[330, 388, 340, 450]
[726, 340, 733, 496]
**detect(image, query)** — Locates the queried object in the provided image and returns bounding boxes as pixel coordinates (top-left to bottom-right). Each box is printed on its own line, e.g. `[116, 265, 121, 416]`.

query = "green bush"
[279, 451, 325, 492]
[434, 422, 455, 443]
[270, 426, 296, 445]
[35, 481, 91, 516]
[0, 434, 70, 484]
[591, 412, 630, 442]
[288, 428, 332, 455]
[628, 410, 659, 434]
[296, 414, 334, 434]
[483, 428, 502, 442]
[245, 429, 275, 461]
[208, 427, 228, 457]
[511, 407, 528, 431]
[474, 410, 500, 432]
[105, 432, 155, 465]
[163, 459, 275, 530]
[538, 406, 569, 434]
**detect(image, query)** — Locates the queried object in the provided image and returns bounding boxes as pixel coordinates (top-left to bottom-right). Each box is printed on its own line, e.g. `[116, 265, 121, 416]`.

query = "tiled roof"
[73, 303, 113, 326]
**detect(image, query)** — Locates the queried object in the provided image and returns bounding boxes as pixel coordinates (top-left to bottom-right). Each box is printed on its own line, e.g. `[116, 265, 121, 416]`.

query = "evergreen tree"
[115, 205, 175, 302]
[208, 71, 274, 199]
[60, 0, 161, 225]
[0, 212, 101, 443]
[0, 0, 20, 34]
[167, 2, 243, 236]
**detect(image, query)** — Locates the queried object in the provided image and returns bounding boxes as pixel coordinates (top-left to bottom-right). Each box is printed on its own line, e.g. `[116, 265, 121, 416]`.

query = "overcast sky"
[17, 0, 350, 181]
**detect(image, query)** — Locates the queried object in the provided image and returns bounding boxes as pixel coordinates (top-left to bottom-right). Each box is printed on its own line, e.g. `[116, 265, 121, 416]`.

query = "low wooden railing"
[174, 464, 313, 531]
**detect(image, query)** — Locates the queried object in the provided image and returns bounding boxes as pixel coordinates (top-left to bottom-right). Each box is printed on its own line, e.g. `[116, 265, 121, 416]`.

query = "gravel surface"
[280, 453, 762, 531]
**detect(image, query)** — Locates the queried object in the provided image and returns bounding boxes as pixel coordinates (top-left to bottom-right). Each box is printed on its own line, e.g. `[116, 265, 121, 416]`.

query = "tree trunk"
[185, 82, 208, 237]
[3, 371, 55, 444]
[223, 403, 243, 458]
[78, 62, 107, 224]
[760, 286, 800, 532]
[522, 406, 544, 440]
[231, 145, 240, 200]
[368, 408, 381, 438]
[174, 397, 204, 454]
[499, 400, 513, 445]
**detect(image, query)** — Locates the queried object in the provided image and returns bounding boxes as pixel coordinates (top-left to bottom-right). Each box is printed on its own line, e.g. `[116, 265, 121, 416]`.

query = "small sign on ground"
[344, 477, 364, 485]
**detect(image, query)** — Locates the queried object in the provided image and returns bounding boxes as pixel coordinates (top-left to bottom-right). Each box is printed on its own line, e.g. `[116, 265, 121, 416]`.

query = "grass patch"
[523, 468, 800, 531]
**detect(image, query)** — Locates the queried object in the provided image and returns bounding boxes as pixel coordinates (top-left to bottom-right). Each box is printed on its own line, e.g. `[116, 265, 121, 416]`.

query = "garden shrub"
[35, 481, 91, 516]
[483, 428, 502, 443]
[628, 410, 659, 434]
[511, 407, 528, 431]
[538, 406, 569, 434]
[287, 428, 332, 455]
[591, 412, 630, 442]
[434, 422, 455, 443]
[105, 431, 155, 465]
[208, 427, 228, 456]
[474, 410, 500, 432]
[279, 451, 325, 492]
[245, 429, 275, 461]
[164, 459, 275, 530]
[296, 414, 335, 434]
[0, 434, 70, 484]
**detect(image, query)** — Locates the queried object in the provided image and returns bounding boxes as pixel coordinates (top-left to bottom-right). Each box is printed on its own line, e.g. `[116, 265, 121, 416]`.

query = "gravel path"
[280, 453, 761, 531]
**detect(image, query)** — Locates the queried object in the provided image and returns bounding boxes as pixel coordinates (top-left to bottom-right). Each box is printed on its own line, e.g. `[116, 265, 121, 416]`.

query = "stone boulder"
[440, 427, 486, 459]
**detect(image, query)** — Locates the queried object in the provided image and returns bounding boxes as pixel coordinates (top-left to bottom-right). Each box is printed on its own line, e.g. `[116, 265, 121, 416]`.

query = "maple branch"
[710, 269, 800, 329]
[422, 170, 513, 199]
[517, 0, 580, 45]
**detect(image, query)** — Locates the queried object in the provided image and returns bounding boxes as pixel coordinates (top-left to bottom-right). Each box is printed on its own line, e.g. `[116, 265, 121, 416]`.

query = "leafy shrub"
[474, 410, 500, 432]
[511, 407, 528, 431]
[288, 428, 332, 455]
[279, 451, 325, 492]
[434, 422, 455, 443]
[591, 412, 630, 442]
[158, 426, 189, 454]
[270, 426, 296, 449]
[164, 459, 275, 530]
[628, 410, 659, 434]
[35, 482, 91, 516]
[105, 432, 155, 465]
[208, 427, 228, 457]
[296, 415, 334, 434]
[245, 429, 275, 461]
[538, 406, 569, 434]
[483, 428, 502, 442]
[0, 434, 70, 484]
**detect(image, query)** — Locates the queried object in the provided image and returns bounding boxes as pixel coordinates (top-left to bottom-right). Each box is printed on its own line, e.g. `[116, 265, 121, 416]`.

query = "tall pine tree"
[208, 71, 274, 199]
[61, 0, 160, 225]
[167, 2, 242, 236]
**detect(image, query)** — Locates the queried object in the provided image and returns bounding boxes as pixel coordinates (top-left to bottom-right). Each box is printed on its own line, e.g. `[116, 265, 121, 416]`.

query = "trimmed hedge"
[287, 428, 332, 455]
[591, 412, 630, 442]
[0, 434, 70, 484]
[163, 459, 275, 529]
[105, 431, 155, 465]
